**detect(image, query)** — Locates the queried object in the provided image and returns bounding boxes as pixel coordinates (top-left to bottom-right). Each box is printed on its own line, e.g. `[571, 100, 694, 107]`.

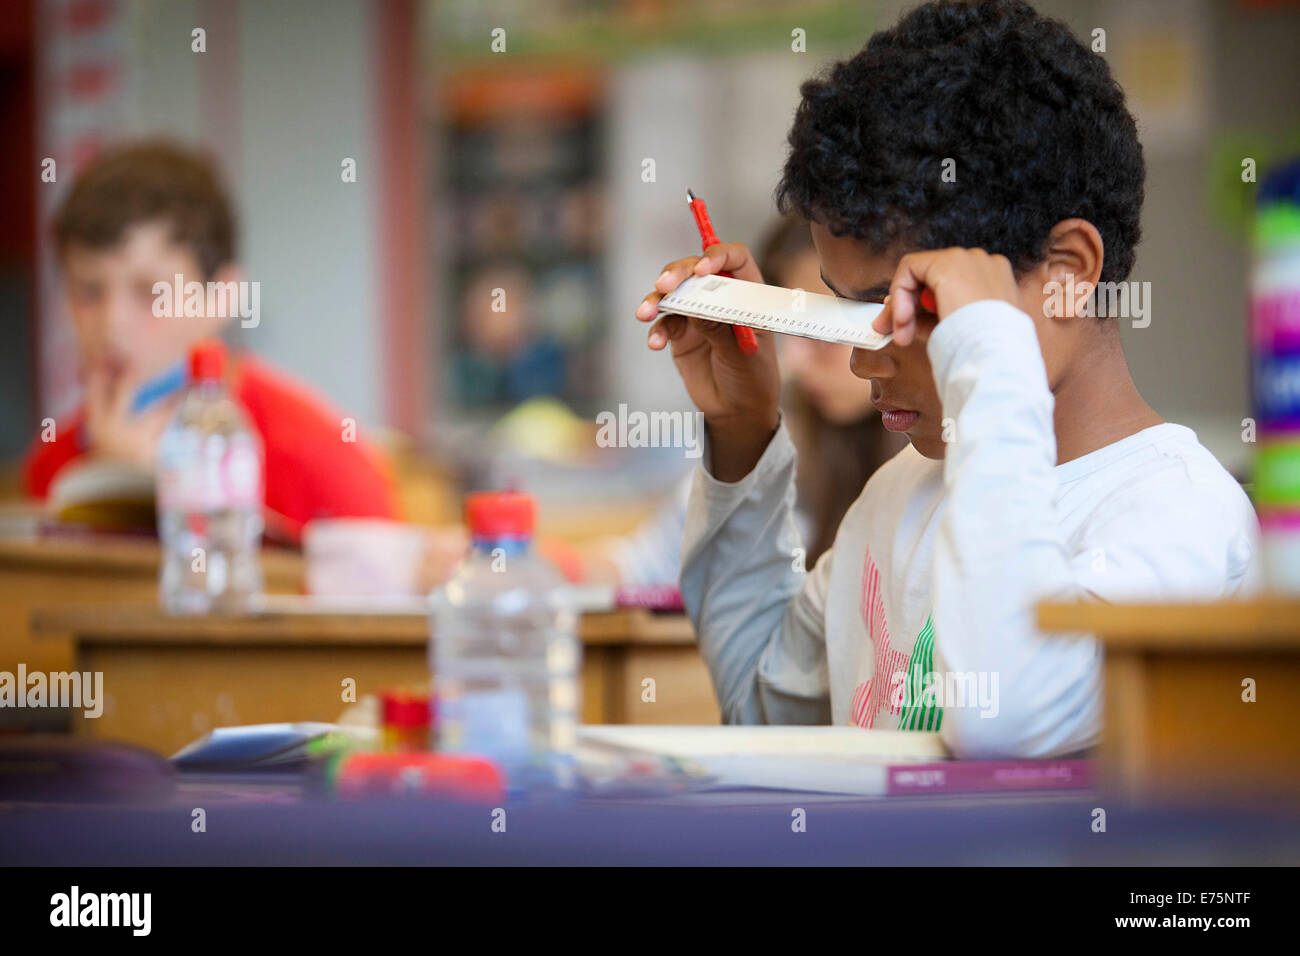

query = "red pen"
[686, 188, 759, 355]
[883, 288, 936, 335]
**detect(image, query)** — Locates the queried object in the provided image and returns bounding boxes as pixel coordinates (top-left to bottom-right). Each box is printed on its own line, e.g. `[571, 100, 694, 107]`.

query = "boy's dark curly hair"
[776, 0, 1144, 285]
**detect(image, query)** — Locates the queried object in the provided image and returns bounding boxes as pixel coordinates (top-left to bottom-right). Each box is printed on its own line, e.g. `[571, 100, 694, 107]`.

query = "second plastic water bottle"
[430, 491, 580, 790]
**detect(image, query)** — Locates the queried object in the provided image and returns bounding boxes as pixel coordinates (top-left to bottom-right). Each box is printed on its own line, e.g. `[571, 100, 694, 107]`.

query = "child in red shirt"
[24, 140, 397, 541]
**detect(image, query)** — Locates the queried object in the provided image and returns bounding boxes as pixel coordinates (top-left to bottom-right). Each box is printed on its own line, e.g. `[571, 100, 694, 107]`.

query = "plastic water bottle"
[157, 340, 264, 614]
[430, 491, 580, 790]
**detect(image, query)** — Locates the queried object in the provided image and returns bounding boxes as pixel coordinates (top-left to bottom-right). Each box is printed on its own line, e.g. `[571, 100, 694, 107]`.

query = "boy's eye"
[820, 270, 891, 304]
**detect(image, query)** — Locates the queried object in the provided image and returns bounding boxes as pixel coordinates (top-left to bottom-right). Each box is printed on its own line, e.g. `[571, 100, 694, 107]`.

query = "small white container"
[303, 518, 432, 598]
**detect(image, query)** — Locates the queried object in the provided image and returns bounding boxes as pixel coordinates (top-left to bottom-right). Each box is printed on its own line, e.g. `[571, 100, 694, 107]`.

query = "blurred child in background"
[23, 140, 398, 542]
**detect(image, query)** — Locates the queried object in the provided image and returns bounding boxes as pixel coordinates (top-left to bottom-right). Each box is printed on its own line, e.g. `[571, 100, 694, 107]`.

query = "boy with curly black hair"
[635, 0, 1258, 756]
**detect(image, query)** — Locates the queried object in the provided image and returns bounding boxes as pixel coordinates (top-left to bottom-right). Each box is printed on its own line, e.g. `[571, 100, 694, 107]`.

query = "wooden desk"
[32, 601, 719, 754]
[1037, 597, 1300, 798]
[0, 537, 303, 677]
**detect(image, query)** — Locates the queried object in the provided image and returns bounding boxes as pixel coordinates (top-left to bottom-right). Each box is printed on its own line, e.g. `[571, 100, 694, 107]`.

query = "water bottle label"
[439, 689, 530, 761]
[159, 434, 261, 512]
[221, 439, 261, 508]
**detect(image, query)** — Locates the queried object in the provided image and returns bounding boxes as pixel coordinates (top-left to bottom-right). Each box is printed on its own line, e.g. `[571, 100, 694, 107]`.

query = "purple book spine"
[885, 760, 1094, 795]
[615, 585, 685, 612]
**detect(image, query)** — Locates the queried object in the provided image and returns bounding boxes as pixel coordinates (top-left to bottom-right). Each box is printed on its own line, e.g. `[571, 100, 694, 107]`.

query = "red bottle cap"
[465, 490, 535, 539]
[381, 689, 431, 729]
[189, 340, 226, 382]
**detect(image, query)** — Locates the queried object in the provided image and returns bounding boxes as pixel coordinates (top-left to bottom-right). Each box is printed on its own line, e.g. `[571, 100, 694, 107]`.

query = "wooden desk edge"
[1037, 598, 1300, 649]
[0, 538, 302, 583]
[30, 604, 696, 648]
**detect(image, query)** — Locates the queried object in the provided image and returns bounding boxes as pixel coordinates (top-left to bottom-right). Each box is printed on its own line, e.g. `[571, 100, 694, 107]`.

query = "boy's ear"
[1032, 218, 1106, 321]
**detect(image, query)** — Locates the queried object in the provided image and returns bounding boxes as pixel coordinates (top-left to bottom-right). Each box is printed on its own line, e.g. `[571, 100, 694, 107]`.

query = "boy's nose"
[850, 345, 895, 381]
[105, 290, 136, 343]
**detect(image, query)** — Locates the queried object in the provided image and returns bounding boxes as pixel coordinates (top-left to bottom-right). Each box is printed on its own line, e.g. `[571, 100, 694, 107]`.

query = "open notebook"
[656, 274, 892, 349]
[46, 460, 156, 532]
[577, 726, 1093, 797]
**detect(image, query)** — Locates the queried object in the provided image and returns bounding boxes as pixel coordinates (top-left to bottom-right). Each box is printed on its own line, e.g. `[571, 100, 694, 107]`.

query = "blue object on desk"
[171, 723, 338, 771]
[128, 361, 188, 415]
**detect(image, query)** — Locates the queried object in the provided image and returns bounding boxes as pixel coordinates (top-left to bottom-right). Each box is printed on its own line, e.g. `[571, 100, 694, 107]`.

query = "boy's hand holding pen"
[686, 189, 758, 355]
[634, 191, 780, 482]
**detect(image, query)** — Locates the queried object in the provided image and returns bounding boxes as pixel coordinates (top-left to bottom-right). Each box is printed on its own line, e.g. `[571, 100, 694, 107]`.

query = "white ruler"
[657, 274, 892, 350]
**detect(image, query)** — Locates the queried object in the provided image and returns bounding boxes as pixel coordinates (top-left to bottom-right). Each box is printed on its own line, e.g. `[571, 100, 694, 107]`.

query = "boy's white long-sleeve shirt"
[679, 299, 1259, 758]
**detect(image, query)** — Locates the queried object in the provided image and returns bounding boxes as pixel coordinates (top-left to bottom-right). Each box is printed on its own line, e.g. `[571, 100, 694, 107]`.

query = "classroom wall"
[231, 0, 384, 431]
[0, 1, 36, 465]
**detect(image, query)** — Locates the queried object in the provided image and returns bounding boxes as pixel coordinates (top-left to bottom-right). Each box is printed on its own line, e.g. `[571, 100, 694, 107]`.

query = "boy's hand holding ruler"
[662, 189, 895, 351]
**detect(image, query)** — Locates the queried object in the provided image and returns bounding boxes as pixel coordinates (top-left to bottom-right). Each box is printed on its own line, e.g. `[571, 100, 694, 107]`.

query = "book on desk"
[577, 725, 1093, 797]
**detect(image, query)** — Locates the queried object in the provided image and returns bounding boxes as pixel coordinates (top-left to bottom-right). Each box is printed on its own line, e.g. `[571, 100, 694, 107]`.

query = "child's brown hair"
[53, 139, 236, 280]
